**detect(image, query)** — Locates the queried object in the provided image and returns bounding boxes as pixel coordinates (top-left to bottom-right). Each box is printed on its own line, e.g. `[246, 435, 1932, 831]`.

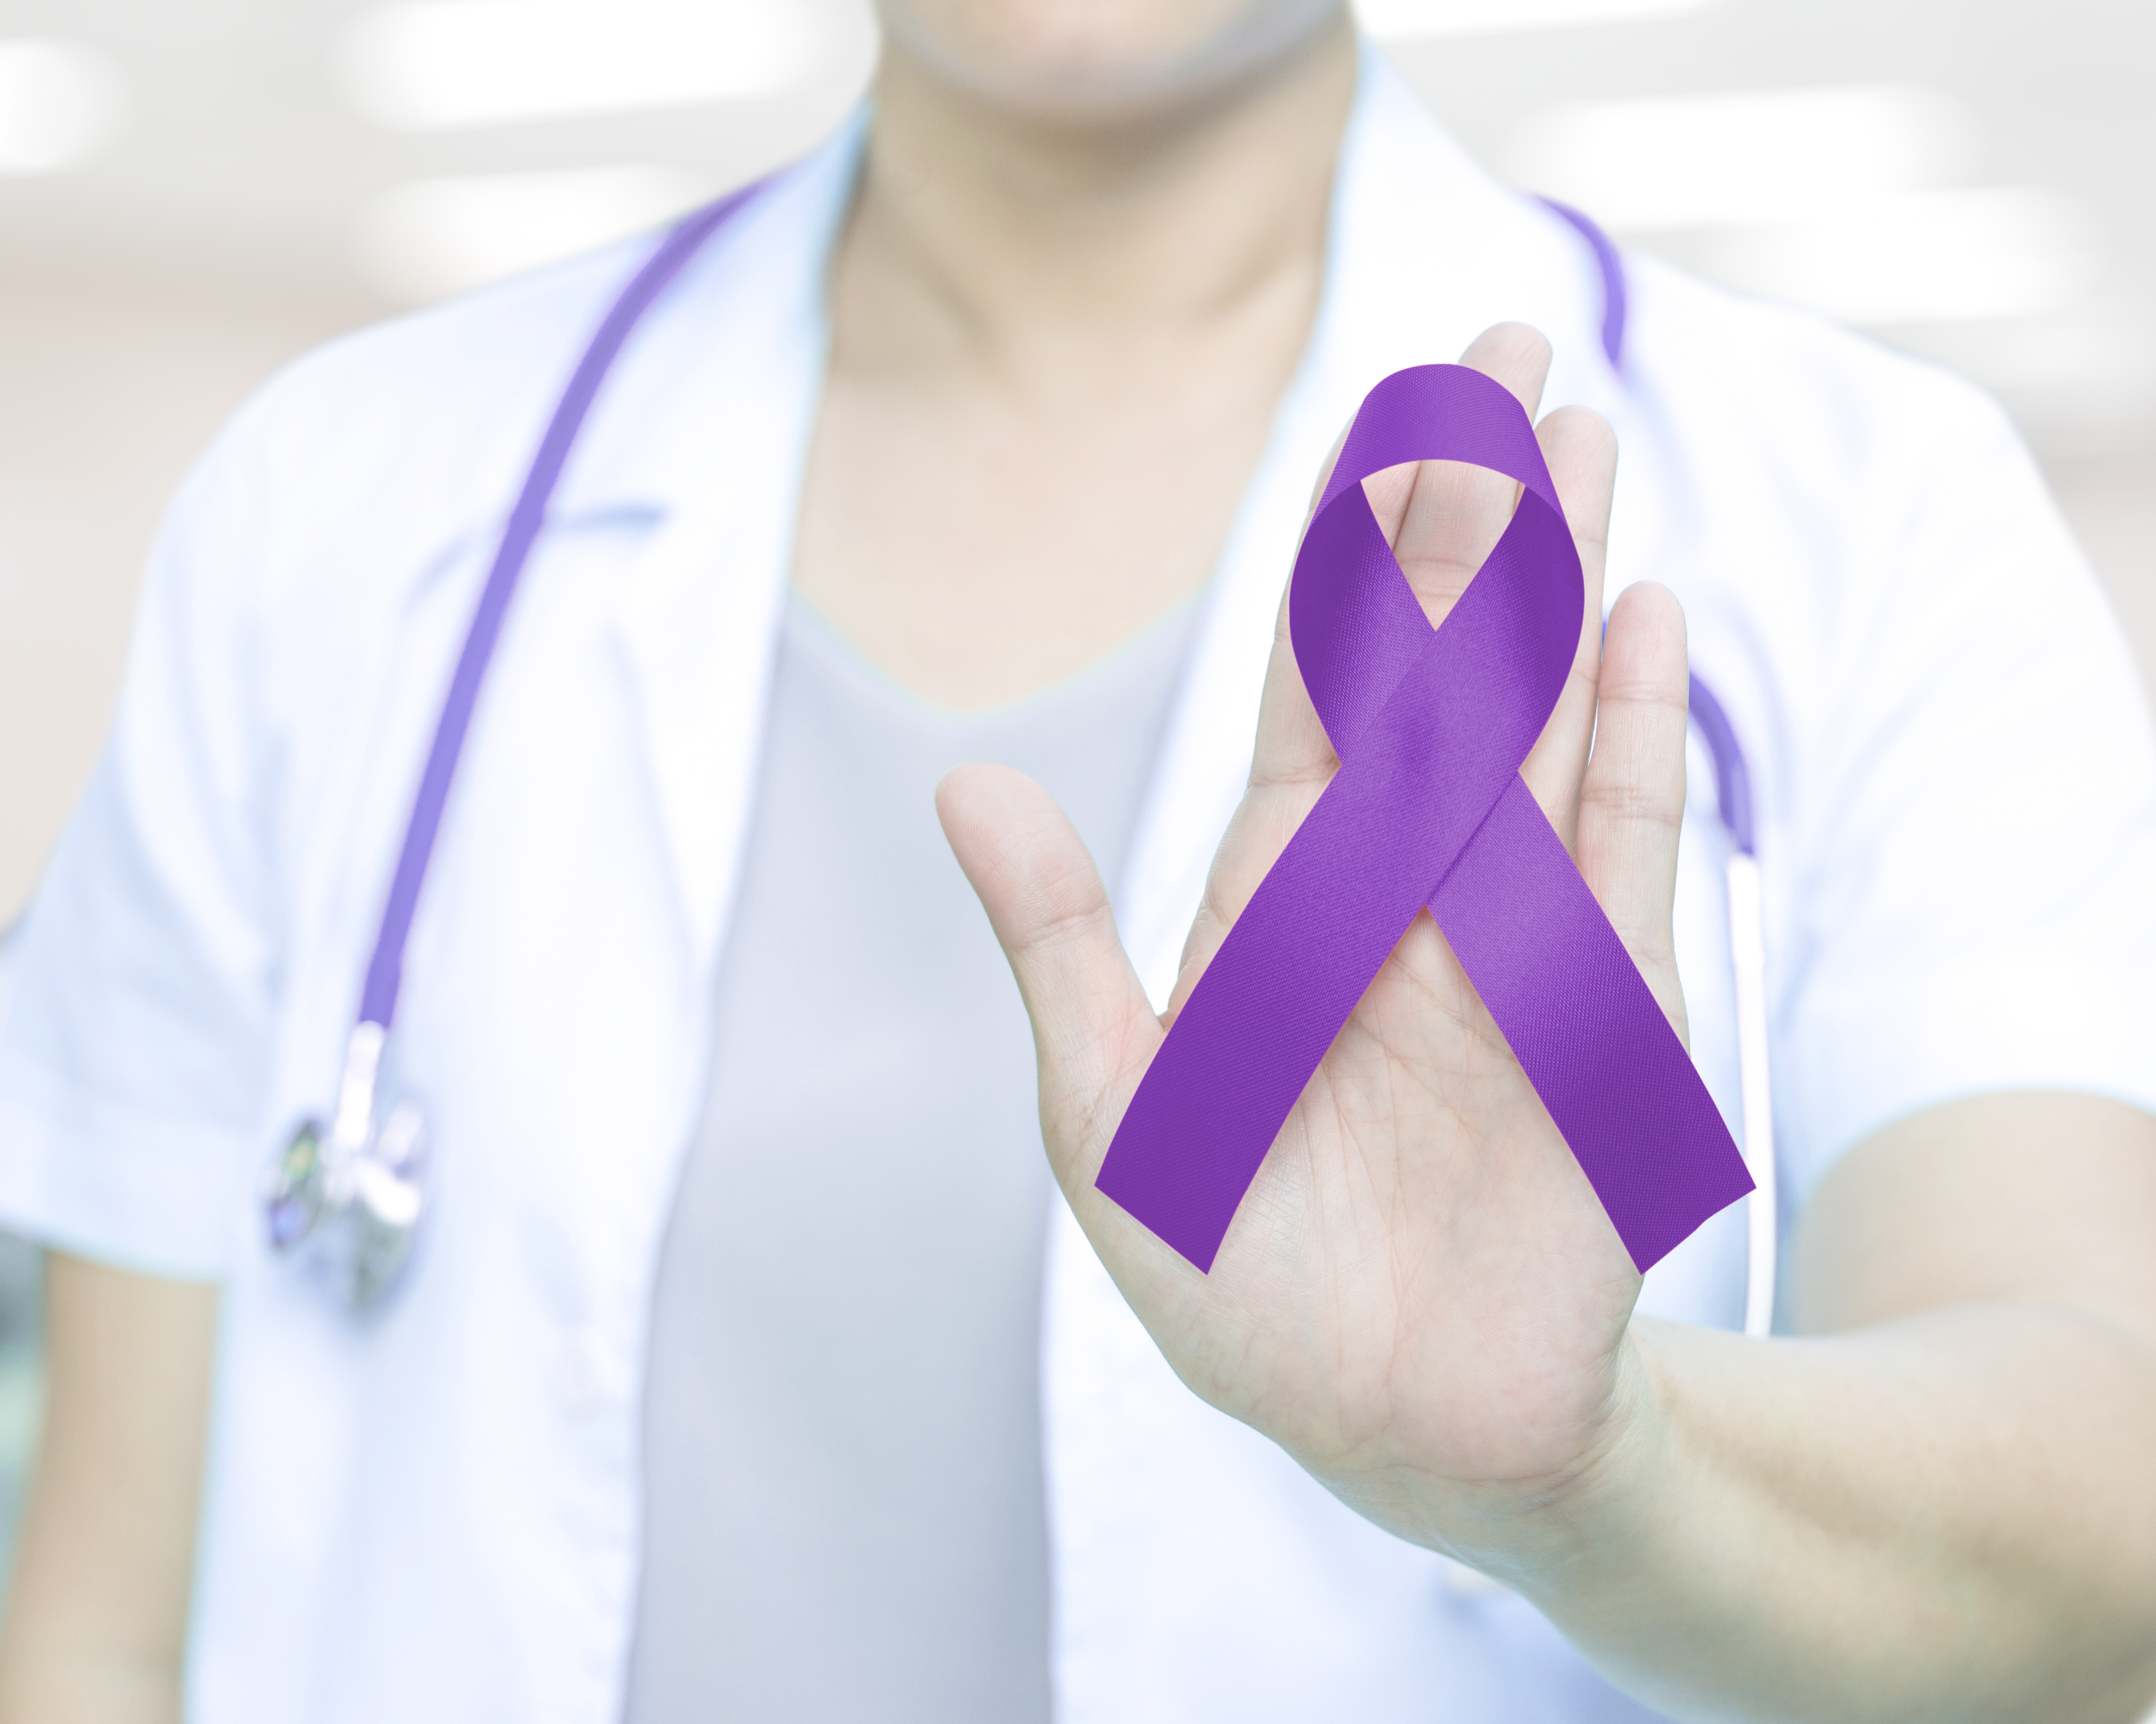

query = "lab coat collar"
[562, 119, 864, 963]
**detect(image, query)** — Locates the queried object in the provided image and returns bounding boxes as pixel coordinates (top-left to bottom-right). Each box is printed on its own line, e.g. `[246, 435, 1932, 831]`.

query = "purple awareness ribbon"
[1095, 365, 1754, 1275]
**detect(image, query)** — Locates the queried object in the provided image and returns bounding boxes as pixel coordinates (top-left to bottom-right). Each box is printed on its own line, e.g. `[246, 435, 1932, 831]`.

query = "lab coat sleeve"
[0, 416, 281, 1279]
[1768, 377, 2156, 1202]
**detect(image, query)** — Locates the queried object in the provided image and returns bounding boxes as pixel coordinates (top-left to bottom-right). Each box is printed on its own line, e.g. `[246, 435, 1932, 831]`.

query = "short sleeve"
[0, 419, 280, 1279]
[1771, 385, 2156, 1200]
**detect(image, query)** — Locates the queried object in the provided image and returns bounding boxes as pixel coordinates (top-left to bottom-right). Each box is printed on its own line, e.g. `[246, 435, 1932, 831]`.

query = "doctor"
[3, 1, 2156, 1720]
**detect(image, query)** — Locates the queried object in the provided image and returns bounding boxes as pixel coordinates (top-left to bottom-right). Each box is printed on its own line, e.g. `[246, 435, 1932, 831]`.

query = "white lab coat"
[3, 46, 2153, 1724]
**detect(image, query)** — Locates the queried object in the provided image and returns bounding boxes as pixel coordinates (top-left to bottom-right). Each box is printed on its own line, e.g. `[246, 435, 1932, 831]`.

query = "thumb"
[937, 763, 1163, 1190]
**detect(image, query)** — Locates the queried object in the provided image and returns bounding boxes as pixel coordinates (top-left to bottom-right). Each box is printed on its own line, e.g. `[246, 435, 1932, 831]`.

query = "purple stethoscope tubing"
[355, 187, 758, 1041]
[266, 182, 768, 1305]
[274, 181, 1777, 1331]
[353, 184, 765, 1041]
[345, 190, 756, 1060]
[1544, 198, 1778, 1338]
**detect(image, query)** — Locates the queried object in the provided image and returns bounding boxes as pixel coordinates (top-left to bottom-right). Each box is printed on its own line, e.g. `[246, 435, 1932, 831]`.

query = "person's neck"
[836, 20, 1359, 402]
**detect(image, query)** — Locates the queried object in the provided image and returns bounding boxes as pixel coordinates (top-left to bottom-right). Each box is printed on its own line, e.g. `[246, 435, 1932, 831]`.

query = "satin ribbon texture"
[1095, 364, 1754, 1275]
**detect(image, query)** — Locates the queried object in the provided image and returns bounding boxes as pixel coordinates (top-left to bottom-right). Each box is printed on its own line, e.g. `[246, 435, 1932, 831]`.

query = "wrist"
[1431, 1323, 1679, 1593]
[1298, 1320, 1677, 1589]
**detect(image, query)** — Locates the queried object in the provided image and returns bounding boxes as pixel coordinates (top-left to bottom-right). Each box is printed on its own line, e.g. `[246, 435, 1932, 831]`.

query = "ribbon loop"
[1096, 365, 1751, 1274]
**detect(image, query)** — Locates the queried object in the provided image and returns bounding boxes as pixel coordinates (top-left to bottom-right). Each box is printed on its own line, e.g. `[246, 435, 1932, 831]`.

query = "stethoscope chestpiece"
[261, 1022, 429, 1310]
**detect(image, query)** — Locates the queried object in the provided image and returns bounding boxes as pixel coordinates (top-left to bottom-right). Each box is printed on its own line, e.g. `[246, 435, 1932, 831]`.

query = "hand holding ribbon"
[940, 325, 1750, 1556]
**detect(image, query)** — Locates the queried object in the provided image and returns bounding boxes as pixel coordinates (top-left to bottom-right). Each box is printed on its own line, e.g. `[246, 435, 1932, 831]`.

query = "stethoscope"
[1540, 198, 1780, 1339]
[263, 185, 1778, 1338]
[259, 182, 765, 1307]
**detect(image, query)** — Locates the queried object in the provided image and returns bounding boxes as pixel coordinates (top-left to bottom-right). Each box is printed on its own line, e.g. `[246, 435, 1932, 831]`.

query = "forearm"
[0, 1644, 186, 1724]
[0, 1255, 215, 1724]
[1516, 1307, 2156, 1724]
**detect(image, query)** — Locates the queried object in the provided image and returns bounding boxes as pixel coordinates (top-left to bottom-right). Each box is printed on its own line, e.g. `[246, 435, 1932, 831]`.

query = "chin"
[874, 0, 1351, 123]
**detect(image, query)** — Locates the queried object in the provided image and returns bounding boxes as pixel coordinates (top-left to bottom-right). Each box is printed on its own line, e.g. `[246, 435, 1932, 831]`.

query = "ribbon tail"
[1432, 776, 1754, 1272]
[1093, 741, 1442, 1273]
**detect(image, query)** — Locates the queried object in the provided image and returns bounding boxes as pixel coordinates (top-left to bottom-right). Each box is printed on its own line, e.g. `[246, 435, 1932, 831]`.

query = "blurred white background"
[0, 0, 2152, 1562]
[2, 0, 2152, 932]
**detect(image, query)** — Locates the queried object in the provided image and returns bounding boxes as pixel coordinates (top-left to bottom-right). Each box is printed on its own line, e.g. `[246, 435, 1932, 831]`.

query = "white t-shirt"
[0, 44, 2151, 1724]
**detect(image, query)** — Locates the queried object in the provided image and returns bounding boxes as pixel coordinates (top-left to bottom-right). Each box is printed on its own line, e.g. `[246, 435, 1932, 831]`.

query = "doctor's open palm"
[939, 325, 1688, 1571]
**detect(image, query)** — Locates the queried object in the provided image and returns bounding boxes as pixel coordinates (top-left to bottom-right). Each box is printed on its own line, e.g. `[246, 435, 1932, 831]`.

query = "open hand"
[938, 323, 1692, 1571]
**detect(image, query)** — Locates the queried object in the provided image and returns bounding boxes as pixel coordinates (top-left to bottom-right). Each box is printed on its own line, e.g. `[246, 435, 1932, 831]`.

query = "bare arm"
[0, 1255, 217, 1724]
[1532, 1092, 2156, 1723]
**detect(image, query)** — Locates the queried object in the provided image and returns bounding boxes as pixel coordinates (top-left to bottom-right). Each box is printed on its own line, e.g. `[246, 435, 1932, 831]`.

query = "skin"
[7, 3, 2156, 1720]
[0, 1259, 214, 1724]
[792, 0, 1354, 708]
